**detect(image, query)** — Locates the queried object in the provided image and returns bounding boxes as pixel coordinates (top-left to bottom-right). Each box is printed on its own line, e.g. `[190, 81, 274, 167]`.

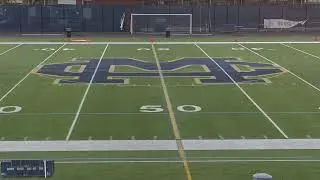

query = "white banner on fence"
[264, 19, 307, 29]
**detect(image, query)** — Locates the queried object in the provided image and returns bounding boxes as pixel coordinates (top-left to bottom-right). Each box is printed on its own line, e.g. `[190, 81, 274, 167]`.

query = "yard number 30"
[140, 105, 202, 113]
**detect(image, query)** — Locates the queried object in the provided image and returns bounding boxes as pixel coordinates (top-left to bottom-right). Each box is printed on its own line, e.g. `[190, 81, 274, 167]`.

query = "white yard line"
[195, 43, 289, 139]
[239, 43, 320, 93]
[0, 44, 23, 56]
[151, 44, 193, 180]
[281, 43, 320, 61]
[1, 41, 320, 45]
[65, 44, 109, 141]
[0, 44, 66, 103]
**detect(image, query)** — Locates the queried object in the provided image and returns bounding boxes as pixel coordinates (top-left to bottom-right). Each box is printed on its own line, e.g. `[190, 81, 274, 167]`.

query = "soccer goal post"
[130, 13, 193, 35]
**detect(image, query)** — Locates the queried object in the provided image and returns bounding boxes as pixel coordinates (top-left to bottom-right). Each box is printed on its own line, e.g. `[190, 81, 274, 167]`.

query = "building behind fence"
[0, 4, 320, 33]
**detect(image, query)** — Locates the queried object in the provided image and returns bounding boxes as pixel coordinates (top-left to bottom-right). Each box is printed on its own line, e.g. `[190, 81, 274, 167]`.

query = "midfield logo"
[34, 58, 284, 84]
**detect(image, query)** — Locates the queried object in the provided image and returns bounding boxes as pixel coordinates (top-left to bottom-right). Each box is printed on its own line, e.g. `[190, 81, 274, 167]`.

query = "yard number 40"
[140, 105, 202, 113]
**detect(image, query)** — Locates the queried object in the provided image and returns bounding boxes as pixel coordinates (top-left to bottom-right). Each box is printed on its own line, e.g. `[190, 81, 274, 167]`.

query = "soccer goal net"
[130, 14, 192, 35]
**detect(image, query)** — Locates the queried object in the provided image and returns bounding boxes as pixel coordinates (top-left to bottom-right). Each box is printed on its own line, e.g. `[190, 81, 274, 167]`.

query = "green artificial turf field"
[0, 39, 320, 179]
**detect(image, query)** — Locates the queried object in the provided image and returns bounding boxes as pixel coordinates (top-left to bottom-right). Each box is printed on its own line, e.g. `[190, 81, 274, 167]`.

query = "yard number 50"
[140, 105, 202, 113]
[0, 106, 22, 114]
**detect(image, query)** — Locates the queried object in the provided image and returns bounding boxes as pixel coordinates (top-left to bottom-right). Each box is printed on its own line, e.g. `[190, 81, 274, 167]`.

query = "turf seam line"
[0, 44, 23, 56]
[53, 159, 320, 164]
[0, 157, 315, 161]
[0, 43, 66, 103]
[1, 111, 319, 116]
[281, 43, 320, 62]
[195, 43, 289, 139]
[239, 43, 320, 94]
[151, 43, 193, 180]
[65, 44, 109, 141]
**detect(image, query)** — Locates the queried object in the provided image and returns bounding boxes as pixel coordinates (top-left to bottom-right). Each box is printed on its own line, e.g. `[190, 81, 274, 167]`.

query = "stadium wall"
[0, 4, 319, 33]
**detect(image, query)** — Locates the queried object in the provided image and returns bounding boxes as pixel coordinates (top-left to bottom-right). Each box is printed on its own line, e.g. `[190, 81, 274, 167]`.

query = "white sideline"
[0, 41, 320, 45]
[0, 44, 66, 103]
[281, 43, 320, 61]
[3, 157, 320, 163]
[195, 43, 289, 139]
[65, 44, 109, 140]
[0, 44, 22, 56]
[2, 139, 320, 151]
[239, 43, 320, 93]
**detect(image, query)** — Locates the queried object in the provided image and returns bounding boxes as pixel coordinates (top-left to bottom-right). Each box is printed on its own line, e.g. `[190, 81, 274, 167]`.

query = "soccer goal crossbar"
[130, 13, 193, 35]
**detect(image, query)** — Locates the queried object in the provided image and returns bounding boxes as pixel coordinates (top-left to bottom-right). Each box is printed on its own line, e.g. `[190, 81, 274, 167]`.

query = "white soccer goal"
[130, 13, 193, 35]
